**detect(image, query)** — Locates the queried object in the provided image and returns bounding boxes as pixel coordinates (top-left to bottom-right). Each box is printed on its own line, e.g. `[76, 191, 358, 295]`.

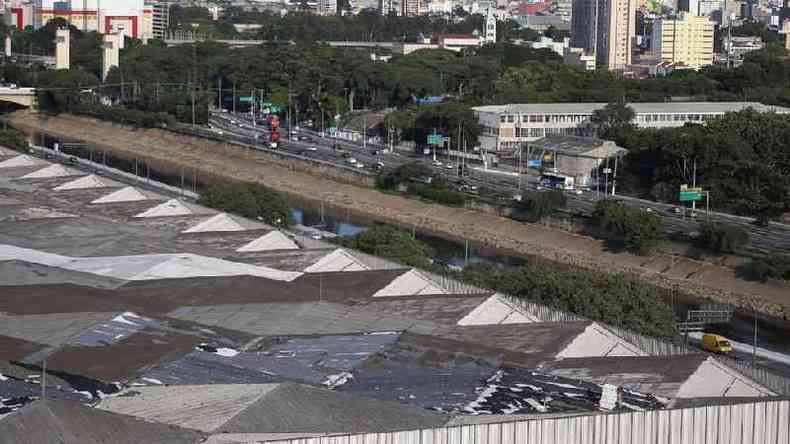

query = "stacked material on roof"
[134, 199, 210, 218]
[19, 164, 81, 179]
[0, 207, 77, 221]
[52, 175, 122, 191]
[91, 187, 160, 204]
[237, 231, 299, 252]
[304, 249, 369, 273]
[373, 269, 446, 297]
[457, 293, 539, 326]
[0, 244, 302, 282]
[0, 155, 41, 169]
[182, 213, 268, 233]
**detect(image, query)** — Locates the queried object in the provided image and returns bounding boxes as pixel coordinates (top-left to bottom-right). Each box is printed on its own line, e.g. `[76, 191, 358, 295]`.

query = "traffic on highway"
[205, 109, 790, 254]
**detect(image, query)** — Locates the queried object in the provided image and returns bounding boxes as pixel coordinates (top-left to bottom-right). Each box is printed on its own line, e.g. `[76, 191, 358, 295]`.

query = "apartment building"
[652, 13, 715, 70]
[569, 0, 636, 70]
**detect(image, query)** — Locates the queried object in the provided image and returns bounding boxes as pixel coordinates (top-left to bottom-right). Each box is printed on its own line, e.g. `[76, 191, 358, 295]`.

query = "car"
[306, 146, 318, 151]
[347, 158, 357, 164]
[432, 161, 443, 167]
[355, 163, 364, 168]
[302, 136, 314, 142]
[445, 164, 454, 170]
[375, 161, 385, 169]
[370, 150, 379, 155]
[642, 207, 654, 213]
[310, 233, 323, 240]
[567, 188, 583, 195]
[341, 151, 351, 158]
[671, 207, 682, 215]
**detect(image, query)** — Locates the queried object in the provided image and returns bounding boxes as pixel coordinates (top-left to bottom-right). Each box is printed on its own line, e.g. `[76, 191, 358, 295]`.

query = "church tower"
[484, 7, 496, 44]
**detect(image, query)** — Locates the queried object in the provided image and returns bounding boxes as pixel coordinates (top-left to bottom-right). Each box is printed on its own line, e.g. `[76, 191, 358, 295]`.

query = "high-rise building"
[652, 13, 714, 69]
[379, 0, 419, 16]
[677, 0, 700, 15]
[5, 0, 154, 40]
[148, 1, 170, 40]
[570, 0, 635, 70]
[317, 0, 338, 15]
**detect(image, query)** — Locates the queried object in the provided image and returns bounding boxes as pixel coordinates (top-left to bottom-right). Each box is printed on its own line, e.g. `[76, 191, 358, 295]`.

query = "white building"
[317, 0, 338, 14]
[473, 102, 790, 151]
[484, 6, 496, 43]
[530, 36, 570, 56]
[5, 0, 153, 40]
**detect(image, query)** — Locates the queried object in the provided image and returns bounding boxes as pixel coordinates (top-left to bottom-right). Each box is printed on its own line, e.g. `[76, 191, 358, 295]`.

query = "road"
[205, 111, 790, 254]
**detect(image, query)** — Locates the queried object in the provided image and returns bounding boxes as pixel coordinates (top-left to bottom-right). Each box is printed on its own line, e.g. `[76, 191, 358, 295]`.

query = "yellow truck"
[702, 333, 733, 354]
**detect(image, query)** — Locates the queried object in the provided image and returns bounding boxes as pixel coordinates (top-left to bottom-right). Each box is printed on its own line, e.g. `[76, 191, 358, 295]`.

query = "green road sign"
[239, 96, 253, 103]
[329, 126, 337, 135]
[427, 134, 443, 145]
[679, 191, 704, 202]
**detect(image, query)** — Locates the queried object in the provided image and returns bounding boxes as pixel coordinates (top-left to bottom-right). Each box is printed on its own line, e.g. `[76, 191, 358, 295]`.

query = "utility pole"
[217, 77, 222, 110]
[363, 114, 367, 149]
[232, 82, 236, 114]
[753, 314, 758, 366]
[611, 154, 619, 196]
[692, 157, 697, 212]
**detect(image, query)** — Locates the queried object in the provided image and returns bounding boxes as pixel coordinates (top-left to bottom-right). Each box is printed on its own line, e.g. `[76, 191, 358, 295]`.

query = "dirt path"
[8, 111, 790, 319]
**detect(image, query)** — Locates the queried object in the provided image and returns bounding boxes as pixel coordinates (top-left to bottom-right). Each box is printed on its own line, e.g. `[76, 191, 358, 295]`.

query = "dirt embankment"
[8, 111, 790, 320]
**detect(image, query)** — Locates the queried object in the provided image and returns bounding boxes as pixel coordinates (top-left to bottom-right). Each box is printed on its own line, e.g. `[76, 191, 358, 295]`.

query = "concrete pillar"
[4, 35, 11, 57]
[55, 29, 70, 70]
[102, 33, 120, 82]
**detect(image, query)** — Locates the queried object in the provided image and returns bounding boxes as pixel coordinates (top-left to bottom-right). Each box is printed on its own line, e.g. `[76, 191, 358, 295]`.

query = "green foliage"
[0, 125, 30, 152]
[737, 255, 790, 282]
[613, 110, 790, 221]
[408, 180, 466, 206]
[460, 263, 679, 338]
[386, 102, 481, 150]
[593, 200, 666, 254]
[590, 99, 637, 139]
[335, 225, 678, 337]
[74, 103, 175, 128]
[198, 182, 293, 227]
[332, 224, 433, 269]
[514, 190, 567, 222]
[697, 222, 750, 254]
[375, 162, 433, 191]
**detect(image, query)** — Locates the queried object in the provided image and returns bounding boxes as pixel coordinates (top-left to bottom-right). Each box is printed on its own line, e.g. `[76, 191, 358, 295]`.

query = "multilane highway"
[206, 111, 790, 254]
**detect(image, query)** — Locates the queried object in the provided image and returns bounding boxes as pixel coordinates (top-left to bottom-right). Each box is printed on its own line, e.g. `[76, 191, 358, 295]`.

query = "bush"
[697, 222, 750, 254]
[0, 125, 30, 152]
[376, 162, 433, 191]
[76, 103, 175, 128]
[198, 182, 293, 227]
[408, 182, 466, 206]
[332, 224, 433, 269]
[737, 255, 790, 282]
[593, 199, 665, 254]
[335, 225, 679, 338]
[514, 190, 567, 222]
[461, 263, 678, 338]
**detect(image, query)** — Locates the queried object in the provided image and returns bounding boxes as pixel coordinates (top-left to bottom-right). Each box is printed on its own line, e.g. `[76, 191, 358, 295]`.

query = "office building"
[473, 102, 790, 150]
[570, 0, 636, 70]
[380, 0, 420, 15]
[147, 1, 171, 40]
[5, 0, 153, 40]
[317, 0, 338, 14]
[652, 13, 714, 70]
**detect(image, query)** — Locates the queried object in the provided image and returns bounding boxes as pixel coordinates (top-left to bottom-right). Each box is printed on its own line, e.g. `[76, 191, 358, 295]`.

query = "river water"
[31, 131, 790, 355]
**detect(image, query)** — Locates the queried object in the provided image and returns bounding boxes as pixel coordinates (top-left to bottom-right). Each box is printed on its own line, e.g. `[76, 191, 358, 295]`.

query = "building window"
[529, 128, 543, 138]
[500, 115, 506, 123]
[507, 115, 515, 123]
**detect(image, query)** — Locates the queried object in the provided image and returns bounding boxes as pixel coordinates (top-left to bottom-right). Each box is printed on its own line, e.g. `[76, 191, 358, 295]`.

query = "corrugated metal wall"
[265, 400, 790, 444]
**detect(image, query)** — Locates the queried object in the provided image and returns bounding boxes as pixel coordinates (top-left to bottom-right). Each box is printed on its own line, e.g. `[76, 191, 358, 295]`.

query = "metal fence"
[263, 399, 790, 444]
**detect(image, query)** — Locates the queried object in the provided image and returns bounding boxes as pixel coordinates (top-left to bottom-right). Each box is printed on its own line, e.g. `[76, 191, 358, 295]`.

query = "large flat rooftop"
[472, 102, 790, 115]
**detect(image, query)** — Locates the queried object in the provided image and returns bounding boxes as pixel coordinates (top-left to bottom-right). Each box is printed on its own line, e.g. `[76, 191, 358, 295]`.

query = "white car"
[306, 146, 318, 151]
[348, 158, 357, 164]
[432, 161, 443, 167]
[445, 164, 454, 170]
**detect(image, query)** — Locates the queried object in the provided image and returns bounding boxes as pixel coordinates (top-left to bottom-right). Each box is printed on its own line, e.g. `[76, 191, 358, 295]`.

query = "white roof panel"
[373, 269, 446, 297]
[304, 249, 369, 273]
[237, 231, 299, 252]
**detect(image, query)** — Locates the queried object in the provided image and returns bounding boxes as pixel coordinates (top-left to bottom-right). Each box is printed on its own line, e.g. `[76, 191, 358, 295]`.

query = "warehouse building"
[473, 101, 790, 151]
